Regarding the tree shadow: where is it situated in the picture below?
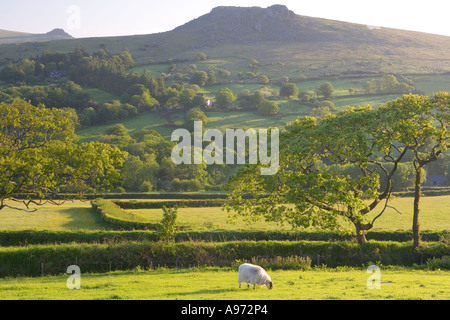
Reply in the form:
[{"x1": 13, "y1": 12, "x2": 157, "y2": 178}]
[{"x1": 60, "y1": 207, "x2": 111, "y2": 230}]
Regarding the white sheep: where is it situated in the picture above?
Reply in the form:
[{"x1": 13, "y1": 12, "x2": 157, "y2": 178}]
[{"x1": 238, "y1": 263, "x2": 273, "y2": 290}]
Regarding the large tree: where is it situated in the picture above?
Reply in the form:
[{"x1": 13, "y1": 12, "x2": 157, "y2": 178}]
[
  {"x1": 0, "y1": 99, "x2": 127, "y2": 211},
  {"x1": 225, "y1": 105, "x2": 408, "y2": 244},
  {"x1": 381, "y1": 93, "x2": 449, "y2": 248}
]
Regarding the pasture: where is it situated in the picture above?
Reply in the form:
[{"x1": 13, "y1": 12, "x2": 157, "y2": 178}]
[
  {"x1": 0, "y1": 267, "x2": 448, "y2": 300},
  {"x1": 0, "y1": 196, "x2": 448, "y2": 233},
  {"x1": 0, "y1": 194, "x2": 448, "y2": 301}
]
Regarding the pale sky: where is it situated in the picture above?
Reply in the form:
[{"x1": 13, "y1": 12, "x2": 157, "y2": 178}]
[{"x1": 1, "y1": 0, "x2": 449, "y2": 38}]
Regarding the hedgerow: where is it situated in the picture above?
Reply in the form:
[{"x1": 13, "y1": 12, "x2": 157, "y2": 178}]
[
  {"x1": 91, "y1": 198, "x2": 159, "y2": 230},
  {"x1": 0, "y1": 239, "x2": 447, "y2": 277}
]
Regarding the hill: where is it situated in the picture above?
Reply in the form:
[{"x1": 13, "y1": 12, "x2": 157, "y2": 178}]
[
  {"x1": 0, "y1": 28, "x2": 73, "y2": 45},
  {"x1": 0, "y1": 5, "x2": 449, "y2": 77}
]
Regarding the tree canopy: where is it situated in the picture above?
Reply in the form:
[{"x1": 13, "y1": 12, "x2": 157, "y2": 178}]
[
  {"x1": 0, "y1": 100, "x2": 127, "y2": 211},
  {"x1": 225, "y1": 104, "x2": 411, "y2": 243}
]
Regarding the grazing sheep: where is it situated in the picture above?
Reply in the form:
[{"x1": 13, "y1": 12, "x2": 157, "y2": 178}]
[{"x1": 238, "y1": 263, "x2": 273, "y2": 290}]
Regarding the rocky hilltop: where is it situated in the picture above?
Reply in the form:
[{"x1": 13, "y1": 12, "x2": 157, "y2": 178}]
[{"x1": 172, "y1": 5, "x2": 396, "y2": 46}]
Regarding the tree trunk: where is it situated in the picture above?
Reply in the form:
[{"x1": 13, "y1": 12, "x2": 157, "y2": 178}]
[
  {"x1": 413, "y1": 167, "x2": 422, "y2": 249},
  {"x1": 355, "y1": 222, "x2": 368, "y2": 244}
]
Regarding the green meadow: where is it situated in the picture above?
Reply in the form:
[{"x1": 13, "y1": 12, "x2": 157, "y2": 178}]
[
  {"x1": 0, "y1": 267, "x2": 448, "y2": 300},
  {"x1": 0, "y1": 196, "x2": 448, "y2": 233}
]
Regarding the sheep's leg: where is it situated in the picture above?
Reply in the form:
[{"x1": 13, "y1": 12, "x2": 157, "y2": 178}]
[
  {"x1": 253, "y1": 284, "x2": 255, "y2": 290},
  {"x1": 239, "y1": 283, "x2": 241, "y2": 288},
  {"x1": 247, "y1": 283, "x2": 250, "y2": 288}
]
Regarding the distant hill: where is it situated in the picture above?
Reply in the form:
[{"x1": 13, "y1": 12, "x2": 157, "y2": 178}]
[
  {"x1": 0, "y1": 28, "x2": 73, "y2": 45},
  {"x1": 0, "y1": 5, "x2": 449, "y2": 76}
]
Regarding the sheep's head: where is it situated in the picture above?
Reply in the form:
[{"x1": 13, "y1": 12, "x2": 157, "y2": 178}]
[{"x1": 266, "y1": 281, "x2": 273, "y2": 290}]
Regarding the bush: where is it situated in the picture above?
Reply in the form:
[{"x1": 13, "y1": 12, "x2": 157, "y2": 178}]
[
  {"x1": 426, "y1": 256, "x2": 450, "y2": 270},
  {"x1": 156, "y1": 206, "x2": 178, "y2": 242},
  {"x1": 279, "y1": 83, "x2": 298, "y2": 98}
]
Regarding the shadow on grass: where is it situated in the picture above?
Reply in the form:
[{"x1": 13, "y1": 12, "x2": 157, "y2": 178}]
[
  {"x1": 60, "y1": 207, "x2": 112, "y2": 230},
  {"x1": 166, "y1": 288, "x2": 237, "y2": 297}
]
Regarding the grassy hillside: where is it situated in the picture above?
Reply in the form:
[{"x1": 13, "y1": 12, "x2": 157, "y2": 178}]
[
  {"x1": 0, "y1": 29, "x2": 32, "y2": 38},
  {"x1": 0, "y1": 28, "x2": 73, "y2": 45},
  {"x1": 0, "y1": 5, "x2": 449, "y2": 77}
]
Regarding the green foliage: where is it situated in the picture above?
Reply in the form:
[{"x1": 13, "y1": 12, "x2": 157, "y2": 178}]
[
  {"x1": 279, "y1": 82, "x2": 298, "y2": 98},
  {"x1": 365, "y1": 75, "x2": 415, "y2": 94},
  {"x1": 316, "y1": 82, "x2": 334, "y2": 99},
  {"x1": 215, "y1": 87, "x2": 236, "y2": 108},
  {"x1": 0, "y1": 100, "x2": 127, "y2": 209},
  {"x1": 105, "y1": 123, "x2": 128, "y2": 136},
  {"x1": 0, "y1": 81, "x2": 92, "y2": 111},
  {"x1": 0, "y1": 239, "x2": 446, "y2": 277},
  {"x1": 257, "y1": 99, "x2": 279, "y2": 115},
  {"x1": 189, "y1": 70, "x2": 209, "y2": 87},
  {"x1": 156, "y1": 206, "x2": 178, "y2": 242},
  {"x1": 225, "y1": 105, "x2": 413, "y2": 243},
  {"x1": 195, "y1": 52, "x2": 207, "y2": 61},
  {"x1": 235, "y1": 91, "x2": 279, "y2": 115},
  {"x1": 184, "y1": 107, "x2": 208, "y2": 131},
  {"x1": 115, "y1": 199, "x2": 227, "y2": 209},
  {"x1": 121, "y1": 84, "x2": 159, "y2": 111},
  {"x1": 257, "y1": 74, "x2": 270, "y2": 84}
]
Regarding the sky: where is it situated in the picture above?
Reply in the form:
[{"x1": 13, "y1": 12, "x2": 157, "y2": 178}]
[{"x1": 1, "y1": 0, "x2": 449, "y2": 38}]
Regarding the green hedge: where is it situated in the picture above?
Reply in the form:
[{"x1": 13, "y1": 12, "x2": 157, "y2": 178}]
[
  {"x1": 91, "y1": 198, "x2": 159, "y2": 230},
  {"x1": 14, "y1": 192, "x2": 229, "y2": 201},
  {"x1": 0, "y1": 240, "x2": 448, "y2": 277},
  {"x1": 392, "y1": 186, "x2": 450, "y2": 197},
  {"x1": 114, "y1": 199, "x2": 227, "y2": 209},
  {"x1": 0, "y1": 229, "x2": 447, "y2": 247},
  {"x1": 0, "y1": 230, "x2": 154, "y2": 246}
]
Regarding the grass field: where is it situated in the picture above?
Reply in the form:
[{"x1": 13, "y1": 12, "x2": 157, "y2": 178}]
[
  {"x1": 128, "y1": 195, "x2": 450, "y2": 232},
  {"x1": 0, "y1": 267, "x2": 448, "y2": 300},
  {"x1": 0, "y1": 195, "x2": 448, "y2": 233}
]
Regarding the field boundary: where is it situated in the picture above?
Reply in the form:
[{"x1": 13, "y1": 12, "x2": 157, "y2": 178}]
[
  {"x1": 0, "y1": 229, "x2": 447, "y2": 247},
  {"x1": 91, "y1": 198, "x2": 159, "y2": 230},
  {"x1": 0, "y1": 239, "x2": 448, "y2": 277}
]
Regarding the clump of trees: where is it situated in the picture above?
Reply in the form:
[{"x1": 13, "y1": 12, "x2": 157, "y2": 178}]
[
  {"x1": 0, "y1": 48, "x2": 167, "y2": 126},
  {"x1": 365, "y1": 75, "x2": 415, "y2": 94},
  {"x1": 98, "y1": 121, "x2": 232, "y2": 192},
  {"x1": 234, "y1": 90, "x2": 279, "y2": 115}
]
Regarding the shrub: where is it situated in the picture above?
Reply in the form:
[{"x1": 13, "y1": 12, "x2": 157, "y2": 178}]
[
  {"x1": 426, "y1": 256, "x2": 450, "y2": 270},
  {"x1": 279, "y1": 83, "x2": 298, "y2": 98},
  {"x1": 156, "y1": 206, "x2": 178, "y2": 242}
]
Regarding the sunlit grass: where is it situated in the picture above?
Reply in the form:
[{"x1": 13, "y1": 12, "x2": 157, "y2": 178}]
[
  {"x1": 0, "y1": 196, "x2": 448, "y2": 232},
  {"x1": 0, "y1": 267, "x2": 447, "y2": 300}
]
